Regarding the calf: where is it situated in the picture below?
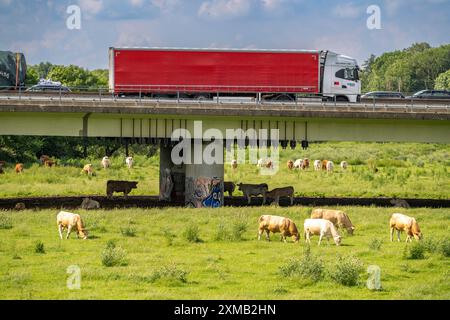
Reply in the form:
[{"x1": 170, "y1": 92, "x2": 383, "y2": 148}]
[
  {"x1": 304, "y1": 218, "x2": 341, "y2": 246},
  {"x1": 390, "y1": 213, "x2": 422, "y2": 242},
  {"x1": 266, "y1": 186, "x2": 294, "y2": 205},
  {"x1": 237, "y1": 183, "x2": 268, "y2": 205},
  {"x1": 313, "y1": 160, "x2": 321, "y2": 171},
  {"x1": 326, "y1": 161, "x2": 334, "y2": 172},
  {"x1": 293, "y1": 159, "x2": 303, "y2": 169},
  {"x1": 15, "y1": 163, "x2": 24, "y2": 173},
  {"x1": 340, "y1": 161, "x2": 348, "y2": 170},
  {"x1": 57, "y1": 211, "x2": 87, "y2": 240},
  {"x1": 258, "y1": 215, "x2": 299, "y2": 243},
  {"x1": 106, "y1": 180, "x2": 138, "y2": 199},
  {"x1": 231, "y1": 159, "x2": 238, "y2": 169},
  {"x1": 301, "y1": 158, "x2": 310, "y2": 170},
  {"x1": 322, "y1": 160, "x2": 329, "y2": 171},
  {"x1": 223, "y1": 181, "x2": 236, "y2": 196}
]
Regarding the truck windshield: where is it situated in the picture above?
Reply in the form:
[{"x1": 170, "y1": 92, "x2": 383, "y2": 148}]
[{"x1": 336, "y1": 68, "x2": 359, "y2": 81}]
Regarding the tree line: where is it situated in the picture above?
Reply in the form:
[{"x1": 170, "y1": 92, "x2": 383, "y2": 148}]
[{"x1": 360, "y1": 42, "x2": 450, "y2": 93}]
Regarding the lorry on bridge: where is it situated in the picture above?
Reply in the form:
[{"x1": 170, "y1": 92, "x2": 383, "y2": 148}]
[
  {"x1": 0, "y1": 51, "x2": 27, "y2": 90},
  {"x1": 109, "y1": 47, "x2": 361, "y2": 102}
]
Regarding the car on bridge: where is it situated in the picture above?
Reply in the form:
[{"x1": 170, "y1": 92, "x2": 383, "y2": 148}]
[
  {"x1": 26, "y1": 79, "x2": 71, "y2": 93},
  {"x1": 406, "y1": 90, "x2": 450, "y2": 99},
  {"x1": 361, "y1": 91, "x2": 405, "y2": 99}
]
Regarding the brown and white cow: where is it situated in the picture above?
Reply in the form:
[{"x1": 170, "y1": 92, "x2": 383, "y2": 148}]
[
  {"x1": 57, "y1": 211, "x2": 88, "y2": 240},
  {"x1": 389, "y1": 213, "x2": 422, "y2": 242},
  {"x1": 44, "y1": 160, "x2": 57, "y2": 167},
  {"x1": 311, "y1": 208, "x2": 355, "y2": 235},
  {"x1": 231, "y1": 159, "x2": 238, "y2": 169},
  {"x1": 39, "y1": 155, "x2": 50, "y2": 165},
  {"x1": 101, "y1": 156, "x2": 111, "y2": 169},
  {"x1": 15, "y1": 163, "x2": 24, "y2": 173},
  {"x1": 81, "y1": 164, "x2": 94, "y2": 176},
  {"x1": 313, "y1": 160, "x2": 322, "y2": 171},
  {"x1": 258, "y1": 215, "x2": 299, "y2": 243},
  {"x1": 340, "y1": 161, "x2": 348, "y2": 170},
  {"x1": 287, "y1": 160, "x2": 294, "y2": 170},
  {"x1": 301, "y1": 158, "x2": 310, "y2": 170},
  {"x1": 266, "y1": 186, "x2": 294, "y2": 205}
]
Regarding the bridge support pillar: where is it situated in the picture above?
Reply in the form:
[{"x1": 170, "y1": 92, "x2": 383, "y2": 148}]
[{"x1": 184, "y1": 140, "x2": 224, "y2": 208}]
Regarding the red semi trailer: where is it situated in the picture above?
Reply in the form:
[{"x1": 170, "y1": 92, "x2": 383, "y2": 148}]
[{"x1": 109, "y1": 47, "x2": 360, "y2": 102}]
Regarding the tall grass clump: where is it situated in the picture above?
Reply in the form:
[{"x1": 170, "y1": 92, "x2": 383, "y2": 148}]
[
  {"x1": 162, "y1": 229, "x2": 176, "y2": 246},
  {"x1": 279, "y1": 247, "x2": 324, "y2": 283},
  {"x1": 34, "y1": 241, "x2": 45, "y2": 254},
  {"x1": 231, "y1": 219, "x2": 248, "y2": 241},
  {"x1": 183, "y1": 223, "x2": 201, "y2": 243},
  {"x1": 214, "y1": 222, "x2": 231, "y2": 241},
  {"x1": 120, "y1": 225, "x2": 137, "y2": 237},
  {"x1": 440, "y1": 238, "x2": 450, "y2": 257},
  {"x1": 369, "y1": 238, "x2": 383, "y2": 251},
  {"x1": 0, "y1": 214, "x2": 13, "y2": 229},
  {"x1": 101, "y1": 241, "x2": 128, "y2": 267},
  {"x1": 149, "y1": 263, "x2": 189, "y2": 285},
  {"x1": 329, "y1": 255, "x2": 364, "y2": 286},
  {"x1": 403, "y1": 242, "x2": 426, "y2": 260}
]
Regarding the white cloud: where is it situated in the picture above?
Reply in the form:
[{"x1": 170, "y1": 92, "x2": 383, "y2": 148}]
[
  {"x1": 198, "y1": 0, "x2": 252, "y2": 19},
  {"x1": 129, "y1": 0, "x2": 144, "y2": 7},
  {"x1": 261, "y1": 0, "x2": 283, "y2": 10},
  {"x1": 115, "y1": 21, "x2": 162, "y2": 47},
  {"x1": 332, "y1": 3, "x2": 361, "y2": 19},
  {"x1": 78, "y1": 0, "x2": 103, "y2": 15}
]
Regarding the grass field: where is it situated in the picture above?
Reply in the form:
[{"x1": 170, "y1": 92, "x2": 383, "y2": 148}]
[
  {"x1": 0, "y1": 206, "x2": 449, "y2": 299},
  {"x1": 0, "y1": 142, "x2": 449, "y2": 199}
]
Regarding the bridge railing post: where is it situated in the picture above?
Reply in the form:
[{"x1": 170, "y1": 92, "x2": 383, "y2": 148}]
[{"x1": 59, "y1": 87, "x2": 62, "y2": 102}]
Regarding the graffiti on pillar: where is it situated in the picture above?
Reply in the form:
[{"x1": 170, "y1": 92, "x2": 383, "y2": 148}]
[
  {"x1": 159, "y1": 168, "x2": 174, "y2": 201},
  {"x1": 186, "y1": 176, "x2": 222, "y2": 208}
]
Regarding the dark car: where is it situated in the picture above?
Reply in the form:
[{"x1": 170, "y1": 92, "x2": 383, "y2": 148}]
[
  {"x1": 406, "y1": 90, "x2": 450, "y2": 99},
  {"x1": 26, "y1": 79, "x2": 71, "y2": 93},
  {"x1": 361, "y1": 91, "x2": 405, "y2": 99}
]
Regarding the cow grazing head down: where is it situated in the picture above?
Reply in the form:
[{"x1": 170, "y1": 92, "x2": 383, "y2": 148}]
[{"x1": 411, "y1": 219, "x2": 422, "y2": 240}]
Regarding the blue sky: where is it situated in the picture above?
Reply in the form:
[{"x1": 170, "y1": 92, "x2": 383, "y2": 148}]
[{"x1": 1, "y1": 0, "x2": 449, "y2": 69}]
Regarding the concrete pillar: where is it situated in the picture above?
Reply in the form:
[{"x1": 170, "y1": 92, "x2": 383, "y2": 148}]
[{"x1": 185, "y1": 140, "x2": 224, "y2": 208}]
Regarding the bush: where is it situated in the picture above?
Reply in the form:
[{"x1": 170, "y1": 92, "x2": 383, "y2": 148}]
[
  {"x1": 101, "y1": 242, "x2": 127, "y2": 267},
  {"x1": 422, "y1": 237, "x2": 440, "y2": 253},
  {"x1": 440, "y1": 238, "x2": 450, "y2": 257},
  {"x1": 0, "y1": 214, "x2": 13, "y2": 229},
  {"x1": 149, "y1": 263, "x2": 188, "y2": 284},
  {"x1": 120, "y1": 225, "x2": 136, "y2": 237},
  {"x1": 369, "y1": 238, "x2": 383, "y2": 251},
  {"x1": 329, "y1": 255, "x2": 363, "y2": 286},
  {"x1": 231, "y1": 220, "x2": 247, "y2": 241},
  {"x1": 403, "y1": 242, "x2": 426, "y2": 260},
  {"x1": 183, "y1": 223, "x2": 201, "y2": 243},
  {"x1": 279, "y1": 247, "x2": 324, "y2": 283},
  {"x1": 214, "y1": 222, "x2": 231, "y2": 241},
  {"x1": 34, "y1": 241, "x2": 45, "y2": 254}
]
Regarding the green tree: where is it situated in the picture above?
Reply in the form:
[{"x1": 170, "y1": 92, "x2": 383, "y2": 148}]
[
  {"x1": 91, "y1": 69, "x2": 109, "y2": 87},
  {"x1": 435, "y1": 70, "x2": 450, "y2": 90},
  {"x1": 47, "y1": 65, "x2": 99, "y2": 89},
  {"x1": 25, "y1": 66, "x2": 39, "y2": 85}
]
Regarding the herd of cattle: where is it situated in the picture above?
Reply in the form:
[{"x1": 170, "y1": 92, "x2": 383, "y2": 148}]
[
  {"x1": 229, "y1": 158, "x2": 348, "y2": 172},
  {"x1": 56, "y1": 209, "x2": 422, "y2": 247}
]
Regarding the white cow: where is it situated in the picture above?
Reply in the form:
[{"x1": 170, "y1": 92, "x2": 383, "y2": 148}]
[
  {"x1": 326, "y1": 161, "x2": 334, "y2": 172},
  {"x1": 126, "y1": 156, "x2": 134, "y2": 169},
  {"x1": 101, "y1": 156, "x2": 111, "y2": 169},
  {"x1": 340, "y1": 161, "x2": 348, "y2": 170},
  {"x1": 57, "y1": 211, "x2": 87, "y2": 240},
  {"x1": 231, "y1": 159, "x2": 238, "y2": 169},
  {"x1": 313, "y1": 160, "x2": 322, "y2": 171},
  {"x1": 293, "y1": 159, "x2": 303, "y2": 169},
  {"x1": 304, "y1": 218, "x2": 341, "y2": 246}
]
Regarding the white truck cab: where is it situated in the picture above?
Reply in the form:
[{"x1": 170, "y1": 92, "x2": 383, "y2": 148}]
[{"x1": 321, "y1": 51, "x2": 361, "y2": 103}]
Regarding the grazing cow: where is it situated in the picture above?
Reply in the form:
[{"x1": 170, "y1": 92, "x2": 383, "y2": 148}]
[
  {"x1": 293, "y1": 159, "x2": 303, "y2": 169},
  {"x1": 237, "y1": 183, "x2": 268, "y2": 205},
  {"x1": 322, "y1": 160, "x2": 329, "y2": 170},
  {"x1": 80, "y1": 198, "x2": 100, "y2": 210},
  {"x1": 39, "y1": 155, "x2": 50, "y2": 165},
  {"x1": 304, "y1": 218, "x2": 341, "y2": 246},
  {"x1": 257, "y1": 158, "x2": 273, "y2": 169},
  {"x1": 81, "y1": 164, "x2": 94, "y2": 176},
  {"x1": 231, "y1": 159, "x2": 238, "y2": 169},
  {"x1": 313, "y1": 160, "x2": 322, "y2": 171},
  {"x1": 266, "y1": 186, "x2": 294, "y2": 205},
  {"x1": 15, "y1": 163, "x2": 24, "y2": 173},
  {"x1": 390, "y1": 198, "x2": 410, "y2": 209},
  {"x1": 326, "y1": 161, "x2": 334, "y2": 172},
  {"x1": 311, "y1": 208, "x2": 355, "y2": 235},
  {"x1": 258, "y1": 215, "x2": 299, "y2": 243},
  {"x1": 57, "y1": 211, "x2": 87, "y2": 240},
  {"x1": 390, "y1": 213, "x2": 422, "y2": 242},
  {"x1": 125, "y1": 156, "x2": 134, "y2": 169},
  {"x1": 106, "y1": 180, "x2": 138, "y2": 199},
  {"x1": 14, "y1": 202, "x2": 26, "y2": 211},
  {"x1": 101, "y1": 156, "x2": 111, "y2": 169},
  {"x1": 223, "y1": 181, "x2": 236, "y2": 196},
  {"x1": 340, "y1": 161, "x2": 348, "y2": 170},
  {"x1": 301, "y1": 158, "x2": 310, "y2": 170},
  {"x1": 287, "y1": 160, "x2": 294, "y2": 170},
  {"x1": 44, "y1": 160, "x2": 56, "y2": 167}
]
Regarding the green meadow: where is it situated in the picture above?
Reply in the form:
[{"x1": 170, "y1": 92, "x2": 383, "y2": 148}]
[{"x1": 0, "y1": 206, "x2": 449, "y2": 299}]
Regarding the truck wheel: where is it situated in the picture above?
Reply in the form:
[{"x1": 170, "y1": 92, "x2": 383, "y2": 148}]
[{"x1": 336, "y1": 96, "x2": 348, "y2": 102}]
